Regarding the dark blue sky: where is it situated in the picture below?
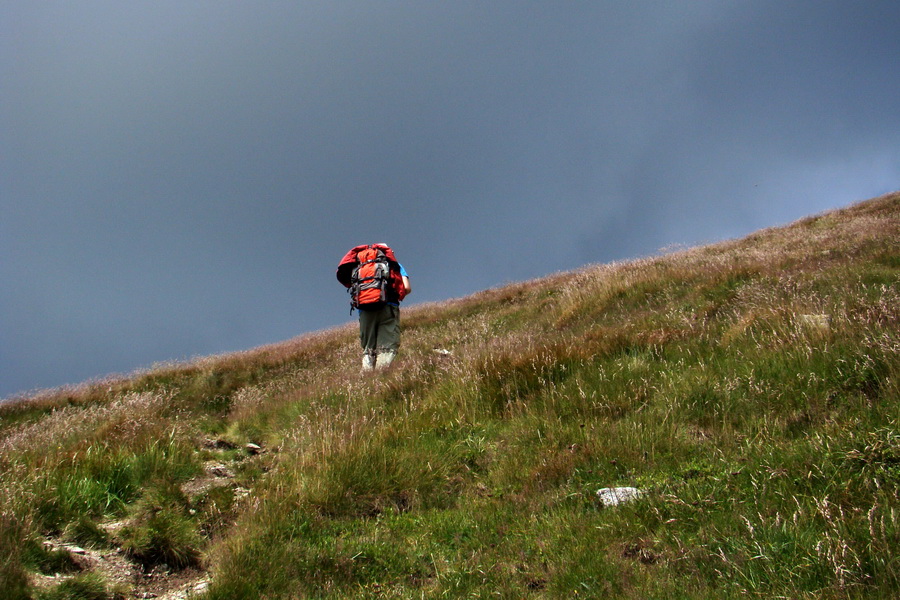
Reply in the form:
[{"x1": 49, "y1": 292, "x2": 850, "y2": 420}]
[{"x1": 2, "y1": 1, "x2": 898, "y2": 398}]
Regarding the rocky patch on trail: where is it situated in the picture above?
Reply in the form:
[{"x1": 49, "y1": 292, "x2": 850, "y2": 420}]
[
  {"x1": 136, "y1": 568, "x2": 209, "y2": 600},
  {"x1": 179, "y1": 461, "x2": 235, "y2": 497},
  {"x1": 36, "y1": 530, "x2": 210, "y2": 600},
  {"x1": 34, "y1": 439, "x2": 265, "y2": 599}
]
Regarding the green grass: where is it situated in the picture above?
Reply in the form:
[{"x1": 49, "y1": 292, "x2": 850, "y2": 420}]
[
  {"x1": 36, "y1": 573, "x2": 114, "y2": 600},
  {"x1": 2, "y1": 191, "x2": 899, "y2": 599},
  {"x1": 119, "y1": 480, "x2": 203, "y2": 569}
]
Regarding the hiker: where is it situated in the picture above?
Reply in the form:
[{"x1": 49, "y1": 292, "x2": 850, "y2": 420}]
[{"x1": 336, "y1": 243, "x2": 411, "y2": 370}]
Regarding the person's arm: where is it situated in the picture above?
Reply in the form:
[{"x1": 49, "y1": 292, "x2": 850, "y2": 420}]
[{"x1": 402, "y1": 276, "x2": 411, "y2": 295}]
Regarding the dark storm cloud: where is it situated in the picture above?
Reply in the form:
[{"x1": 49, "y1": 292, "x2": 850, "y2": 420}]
[
  {"x1": 2, "y1": 1, "x2": 898, "y2": 397},
  {"x1": 580, "y1": 0, "x2": 900, "y2": 260}
]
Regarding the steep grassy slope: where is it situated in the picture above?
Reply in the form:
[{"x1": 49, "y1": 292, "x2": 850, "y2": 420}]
[{"x1": 2, "y1": 192, "x2": 898, "y2": 599}]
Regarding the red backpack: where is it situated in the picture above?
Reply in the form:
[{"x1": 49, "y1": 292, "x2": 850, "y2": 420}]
[
  {"x1": 350, "y1": 245, "x2": 391, "y2": 309},
  {"x1": 337, "y1": 243, "x2": 406, "y2": 311}
]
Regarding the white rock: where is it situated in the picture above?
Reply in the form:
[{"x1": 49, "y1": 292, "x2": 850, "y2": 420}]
[{"x1": 596, "y1": 487, "x2": 644, "y2": 506}]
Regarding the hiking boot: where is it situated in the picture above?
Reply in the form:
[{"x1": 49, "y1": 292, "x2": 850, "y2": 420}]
[
  {"x1": 362, "y1": 353, "x2": 376, "y2": 371},
  {"x1": 376, "y1": 350, "x2": 396, "y2": 369}
]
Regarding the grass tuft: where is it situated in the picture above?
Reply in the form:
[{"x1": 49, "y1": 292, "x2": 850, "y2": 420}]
[
  {"x1": 120, "y1": 481, "x2": 202, "y2": 569},
  {"x1": 36, "y1": 572, "x2": 113, "y2": 600}
]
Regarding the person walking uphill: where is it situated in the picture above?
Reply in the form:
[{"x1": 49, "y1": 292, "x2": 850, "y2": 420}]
[{"x1": 336, "y1": 243, "x2": 411, "y2": 370}]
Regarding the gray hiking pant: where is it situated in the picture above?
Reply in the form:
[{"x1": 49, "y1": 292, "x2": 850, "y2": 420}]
[{"x1": 358, "y1": 304, "x2": 401, "y2": 354}]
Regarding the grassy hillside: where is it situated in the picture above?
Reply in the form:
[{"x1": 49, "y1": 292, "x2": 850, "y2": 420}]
[{"x1": 2, "y1": 192, "x2": 898, "y2": 599}]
